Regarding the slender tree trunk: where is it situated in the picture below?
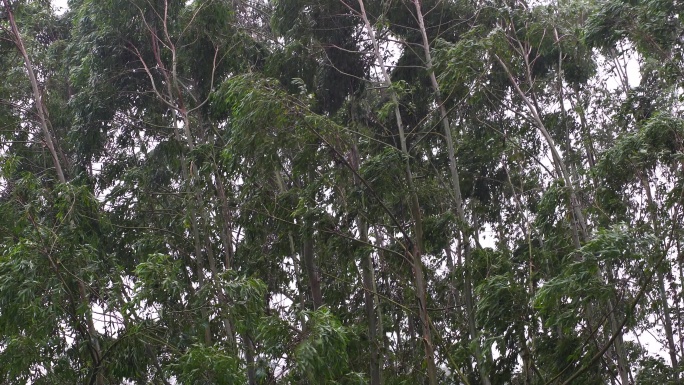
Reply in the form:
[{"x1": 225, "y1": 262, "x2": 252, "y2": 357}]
[
  {"x1": 204, "y1": 230, "x2": 236, "y2": 346},
  {"x1": 4, "y1": 3, "x2": 103, "y2": 383},
  {"x1": 444, "y1": 247, "x2": 459, "y2": 313},
  {"x1": 604, "y1": 268, "x2": 630, "y2": 385},
  {"x1": 166, "y1": 91, "x2": 212, "y2": 344},
  {"x1": 394, "y1": 307, "x2": 403, "y2": 374},
  {"x1": 351, "y1": 142, "x2": 382, "y2": 385},
  {"x1": 300, "y1": 169, "x2": 323, "y2": 311},
  {"x1": 677, "y1": 232, "x2": 684, "y2": 362},
  {"x1": 214, "y1": 171, "x2": 235, "y2": 269},
  {"x1": 464, "y1": 242, "x2": 489, "y2": 383},
  {"x1": 658, "y1": 276, "x2": 678, "y2": 370},
  {"x1": 556, "y1": 48, "x2": 585, "y2": 249},
  {"x1": 555, "y1": 48, "x2": 631, "y2": 383},
  {"x1": 275, "y1": 171, "x2": 308, "y2": 326},
  {"x1": 244, "y1": 334, "x2": 257, "y2": 385},
  {"x1": 374, "y1": 230, "x2": 385, "y2": 367},
  {"x1": 641, "y1": 174, "x2": 679, "y2": 372},
  {"x1": 354, "y1": 1, "x2": 437, "y2": 383},
  {"x1": 142, "y1": 6, "x2": 252, "y2": 347},
  {"x1": 4, "y1": 0, "x2": 66, "y2": 184},
  {"x1": 558, "y1": 41, "x2": 635, "y2": 383},
  {"x1": 411, "y1": 2, "x2": 490, "y2": 383},
  {"x1": 359, "y1": 217, "x2": 382, "y2": 385},
  {"x1": 302, "y1": 232, "x2": 323, "y2": 310},
  {"x1": 495, "y1": 55, "x2": 588, "y2": 241}
]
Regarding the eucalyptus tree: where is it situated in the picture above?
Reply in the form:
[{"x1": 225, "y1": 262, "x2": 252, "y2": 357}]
[
  {"x1": 487, "y1": 5, "x2": 633, "y2": 383},
  {"x1": 3, "y1": 0, "x2": 684, "y2": 383},
  {"x1": 65, "y1": 0, "x2": 273, "y2": 381},
  {"x1": 585, "y1": 0, "x2": 684, "y2": 380},
  {"x1": 429, "y1": 0, "x2": 682, "y2": 383},
  {"x1": 0, "y1": 1, "x2": 108, "y2": 383}
]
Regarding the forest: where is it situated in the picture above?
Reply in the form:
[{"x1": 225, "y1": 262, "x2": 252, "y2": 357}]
[{"x1": 0, "y1": 0, "x2": 683, "y2": 383}]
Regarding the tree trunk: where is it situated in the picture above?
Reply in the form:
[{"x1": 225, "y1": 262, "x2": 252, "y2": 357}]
[
  {"x1": 302, "y1": 233, "x2": 323, "y2": 310},
  {"x1": 495, "y1": 54, "x2": 588, "y2": 241},
  {"x1": 354, "y1": 1, "x2": 438, "y2": 383},
  {"x1": 275, "y1": 171, "x2": 308, "y2": 328},
  {"x1": 4, "y1": 0, "x2": 66, "y2": 184},
  {"x1": 641, "y1": 174, "x2": 679, "y2": 372},
  {"x1": 351, "y1": 142, "x2": 382, "y2": 385},
  {"x1": 411, "y1": 1, "x2": 490, "y2": 383},
  {"x1": 244, "y1": 334, "x2": 257, "y2": 385},
  {"x1": 4, "y1": 3, "x2": 103, "y2": 383}
]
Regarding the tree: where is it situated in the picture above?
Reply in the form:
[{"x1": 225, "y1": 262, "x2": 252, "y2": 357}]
[{"x1": 2, "y1": 0, "x2": 684, "y2": 383}]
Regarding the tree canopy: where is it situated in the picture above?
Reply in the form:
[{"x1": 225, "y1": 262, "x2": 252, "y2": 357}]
[{"x1": 1, "y1": 0, "x2": 683, "y2": 383}]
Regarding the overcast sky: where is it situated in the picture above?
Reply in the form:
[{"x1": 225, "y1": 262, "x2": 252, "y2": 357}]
[{"x1": 52, "y1": 0, "x2": 68, "y2": 14}]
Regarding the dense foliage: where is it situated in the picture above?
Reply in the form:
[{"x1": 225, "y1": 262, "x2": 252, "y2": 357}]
[{"x1": 1, "y1": 0, "x2": 683, "y2": 383}]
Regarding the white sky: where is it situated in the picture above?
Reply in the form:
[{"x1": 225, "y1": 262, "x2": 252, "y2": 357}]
[{"x1": 52, "y1": 0, "x2": 68, "y2": 14}]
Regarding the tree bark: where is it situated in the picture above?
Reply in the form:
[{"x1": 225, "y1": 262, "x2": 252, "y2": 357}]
[{"x1": 302, "y1": 232, "x2": 323, "y2": 310}]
